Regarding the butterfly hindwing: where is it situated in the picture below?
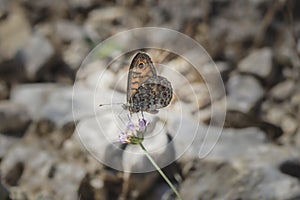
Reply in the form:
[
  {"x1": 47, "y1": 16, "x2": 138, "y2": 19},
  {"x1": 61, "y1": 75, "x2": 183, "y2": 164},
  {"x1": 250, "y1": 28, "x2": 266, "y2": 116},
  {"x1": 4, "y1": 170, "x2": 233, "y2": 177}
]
[{"x1": 130, "y1": 76, "x2": 172, "y2": 113}]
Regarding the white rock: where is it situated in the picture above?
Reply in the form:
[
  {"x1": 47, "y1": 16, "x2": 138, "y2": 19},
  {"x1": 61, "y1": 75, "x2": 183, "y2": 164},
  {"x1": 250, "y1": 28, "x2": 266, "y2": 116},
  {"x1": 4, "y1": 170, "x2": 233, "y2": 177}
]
[
  {"x1": 16, "y1": 34, "x2": 55, "y2": 80},
  {"x1": 52, "y1": 163, "x2": 86, "y2": 200},
  {"x1": 75, "y1": 113, "x2": 124, "y2": 171},
  {"x1": 270, "y1": 80, "x2": 295, "y2": 101},
  {"x1": 0, "y1": 3, "x2": 31, "y2": 59},
  {"x1": 227, "y1": 75, "x2": 264, "y2": 113},
  {"x1": 238, "y1": 47, "x2": 273, "y2": 79}
]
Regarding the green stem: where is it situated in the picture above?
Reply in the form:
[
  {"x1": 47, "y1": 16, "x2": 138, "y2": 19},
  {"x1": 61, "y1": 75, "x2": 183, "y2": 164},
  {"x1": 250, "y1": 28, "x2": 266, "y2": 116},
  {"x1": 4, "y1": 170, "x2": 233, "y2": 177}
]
[{"x1": 139, "y1": 143, "x2": 183, "y2": 200}]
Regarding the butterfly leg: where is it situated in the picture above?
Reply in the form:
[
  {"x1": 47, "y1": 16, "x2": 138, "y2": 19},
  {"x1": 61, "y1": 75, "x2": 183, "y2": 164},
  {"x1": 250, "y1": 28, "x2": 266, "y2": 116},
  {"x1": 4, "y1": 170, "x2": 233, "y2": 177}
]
[{"x1": 141, "y1": 111, "x2": 145, "y2": 120}]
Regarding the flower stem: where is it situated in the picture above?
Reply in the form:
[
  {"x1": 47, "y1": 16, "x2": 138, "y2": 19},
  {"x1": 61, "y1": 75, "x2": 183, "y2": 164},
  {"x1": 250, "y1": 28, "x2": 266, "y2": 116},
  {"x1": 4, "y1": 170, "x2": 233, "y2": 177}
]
[{"x1": 139, "y1": 143, "x2": 183, "y2": 200}]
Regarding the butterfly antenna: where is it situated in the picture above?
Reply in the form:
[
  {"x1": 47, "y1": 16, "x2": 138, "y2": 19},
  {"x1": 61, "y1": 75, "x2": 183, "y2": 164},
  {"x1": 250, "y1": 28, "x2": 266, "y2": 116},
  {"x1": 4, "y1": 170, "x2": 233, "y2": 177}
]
[{"x1": 99, "y1": 103, "x2": 124, "y2": 107}]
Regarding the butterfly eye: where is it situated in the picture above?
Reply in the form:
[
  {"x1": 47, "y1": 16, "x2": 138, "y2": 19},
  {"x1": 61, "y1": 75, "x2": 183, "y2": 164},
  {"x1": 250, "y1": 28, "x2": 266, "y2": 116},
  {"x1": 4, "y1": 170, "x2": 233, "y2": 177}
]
[{"x1": 138, "y1": 63, "x2": 144, "y2": 69}]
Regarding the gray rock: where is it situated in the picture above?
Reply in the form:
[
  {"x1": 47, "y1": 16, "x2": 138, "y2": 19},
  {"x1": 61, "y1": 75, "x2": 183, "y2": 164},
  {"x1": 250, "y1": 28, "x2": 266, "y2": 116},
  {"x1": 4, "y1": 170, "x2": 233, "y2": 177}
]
[
  {"x1": 0, "y1": 0, "x2": 9, "y2": 19},
  {"x1": 11, "y1": 84, "x2": 68, "y2": 125},
  {"x1": 11, "y1": 84, "x2": 57, "y2": 118},
  {"x1": 227, "y1": 75, "x2": 264, "y2": 113},
  {"x1": 66, "y1": 0, "x2": 96, "y2": 9},
  {"x1": 84, "y1": 7, "x2": 127, "y2": 41},
  {"x1": 270, "y1": 80, "x2": 295, "y2": 101},
  {"x1": 291, "y1": 91, "x2": 300, "y2": 107},
  {"x1": 167, "y1": 112, "x2": 207, "y2": 161},
  {"x1": 62, "y1": 40, "x2": 90, "y2": 70},
  {"x1": 262, "y1": 101, "x2": 297, "y2": 138},
  {"x1": 0, "y1": 3, "x2": 31, "y2": 59},
  {"x1": 0, "y1": 181, "x2": 9, "y2": 200},
  {"x1": 238, "y1": 48, "x2": 273, "y2": 79},
  {"x1": 11, "y1": 83, "x2": 106, "y2": 127},
  {"x1": 180, "y1": 159, "x2": 300, "y2": 200},
  {"x1": 55, "y1": 20, "x2": 85, "y2": 43},
  {"x1": 0, "y1": 101, "x2": 31, "y2": 136},
  {"x1": 15, "y1": 34, "x2": 55, "y2": 80},
  {"x1": 1, "y1": 143, "x2": 56, "y2": 189},
  {"x1": 75, "y1": 114, "x2": 124, "y2": 171},
  {"x1": 20, "y1": 0, "x2": 68, "y2": 23},
  {"x1": 176, "y1": 83, "x2": 210, "y2": 108},
  {"x1": 177, "y1": 124, "x2": 300, "y2": 200},
  {"x1": 0, "y1": 134, "x2": 20, "y2": 159},
  {"x1": 52, "y1": 162, "x2": 86, "y2": 200},
  {"x1": 0, "y1": 81, "x2": 9, "y2": 100}
]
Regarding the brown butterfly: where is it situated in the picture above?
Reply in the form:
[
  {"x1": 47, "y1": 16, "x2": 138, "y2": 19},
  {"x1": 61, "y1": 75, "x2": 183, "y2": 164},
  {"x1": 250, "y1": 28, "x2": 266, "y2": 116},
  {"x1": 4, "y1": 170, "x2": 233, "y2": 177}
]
[{"x1": 124, "y1": 52, "x2": 173, "y2": 114}]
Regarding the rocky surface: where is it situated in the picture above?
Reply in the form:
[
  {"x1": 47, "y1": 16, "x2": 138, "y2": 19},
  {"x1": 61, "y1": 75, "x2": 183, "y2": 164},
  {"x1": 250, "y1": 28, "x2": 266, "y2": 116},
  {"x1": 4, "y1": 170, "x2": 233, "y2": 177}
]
[{"x1": 1, "y1": 0, "x2": 300, "y2": 200}]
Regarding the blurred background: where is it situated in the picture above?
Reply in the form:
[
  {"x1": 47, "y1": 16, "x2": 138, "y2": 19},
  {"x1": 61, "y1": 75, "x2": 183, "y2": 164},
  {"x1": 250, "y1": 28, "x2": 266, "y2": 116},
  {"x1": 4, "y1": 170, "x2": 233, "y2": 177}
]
[{"x1": 1, "y1": 0, "x2": 300, "y2": 199}]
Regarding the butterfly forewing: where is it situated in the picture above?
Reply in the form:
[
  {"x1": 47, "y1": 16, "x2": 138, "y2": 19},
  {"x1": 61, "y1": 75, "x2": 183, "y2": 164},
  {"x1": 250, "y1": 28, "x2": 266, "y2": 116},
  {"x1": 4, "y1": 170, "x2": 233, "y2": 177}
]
[{"x1": 127, "y1": 52, "x2": 157, "y2": 103}]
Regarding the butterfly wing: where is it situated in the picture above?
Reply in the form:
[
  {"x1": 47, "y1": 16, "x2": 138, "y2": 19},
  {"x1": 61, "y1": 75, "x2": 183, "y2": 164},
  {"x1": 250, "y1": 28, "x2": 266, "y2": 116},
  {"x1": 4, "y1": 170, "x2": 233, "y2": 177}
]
[
  {"x1": 130, "y1": 76, "x2": 173, "y2": 113},
  {"x1": 127, "y1": 52, "x2": 157, "y2": 111}
]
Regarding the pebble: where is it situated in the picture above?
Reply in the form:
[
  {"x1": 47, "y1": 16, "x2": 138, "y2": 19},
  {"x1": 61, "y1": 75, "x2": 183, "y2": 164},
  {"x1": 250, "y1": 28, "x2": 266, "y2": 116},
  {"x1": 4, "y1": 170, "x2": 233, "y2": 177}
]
[
  {"x1": 238, "y1": 48, "x2": 273, "y2": 79},
  {"x1": 227, "y1": 75, "x2": 264, "y2": 113},
  {"x1": 54, "y1": 20, "x2": 85, "y2": 43},
  {"x1": 270, "y1": 80, "x2": 295, "y2": 101},
  {"x1": 0, "y1": 2, "x2": 30, "y2": 59},
  {"x1": 15, "y1": 34, "x2": 55, "y2": 80},
  {"x1": 0, "y1": 101, "x2": 31, "y2": 136}
]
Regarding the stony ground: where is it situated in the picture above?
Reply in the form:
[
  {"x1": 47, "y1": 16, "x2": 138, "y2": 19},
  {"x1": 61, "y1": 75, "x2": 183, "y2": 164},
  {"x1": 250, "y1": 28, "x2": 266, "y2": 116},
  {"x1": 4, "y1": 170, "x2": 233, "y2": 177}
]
[{"x1": 1, "y1": 0, "x2": 300, "y2": 200}]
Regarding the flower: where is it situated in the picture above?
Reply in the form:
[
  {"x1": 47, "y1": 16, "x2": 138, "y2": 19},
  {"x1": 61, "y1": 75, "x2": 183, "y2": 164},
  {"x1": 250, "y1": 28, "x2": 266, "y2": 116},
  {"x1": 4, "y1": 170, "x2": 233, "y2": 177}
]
[
  {"x1": 118, "y1": 119, "x2": 150, "y2": 144},
  {"x1": 138, "y1": 118, "x2": 149, "y2": 132}
]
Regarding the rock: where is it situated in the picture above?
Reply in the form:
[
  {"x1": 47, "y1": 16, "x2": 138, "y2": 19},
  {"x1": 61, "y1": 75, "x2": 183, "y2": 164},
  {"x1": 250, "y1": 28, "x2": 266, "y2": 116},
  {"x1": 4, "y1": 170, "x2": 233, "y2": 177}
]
[
  {"x1": 167, "y1": 111, "x2": 219, "y2": 161},
  {"x1": 55, "y1": 20, "x2": 85, "y2": 43},
  {"x1": 0, "y1": 0, "x2": 9, "y2": 19},
  {"x1": 75, "y1": 114, "x2": 124, "y2": 171},
  {"x1": 0, "y1": 134, "x2": 20, "y2": 159},
  {"x1": 281, "y1": 115, "x2": 298, "y2": 137},
  {"x1": 227, "y1": 75, "x2": 264, "y2": 113},
  {"x1": 176, "y1": 82, "x2": 210, "y2": 108},
  {"x1": 19, "y1": 0, "x2": 68, "y2": 24},
  {"x1": 263, "y1": 102, "x2": 287, "y2": 125},
  {"x1": 0, "y1": 81, "x2": 9, "y2": 99},
  {"x1": 0, "y1": 101, "x2": 31, "y2": 136},
  {"x1": 279, "y1": 159, "x2": 300, "y2": 180},
  {"x1": 15, "y1": 33, "x2": 56, "y2": 80},
  {"x1": 85, "y1": 7, "x2": 127, "y2": 41},
  {"x1": 238, "y1": 48, "x2": 274, "y2": 80},
  {"x1": 0, "y1": 180, "x2": 9, "y2": 200},
  {"x1": 291, "y1": 91, "x2": 300, "y2": 108},
  {"x1": 177, "y1": 122, "x2": 299, "y2": 199},
  {"x1": 11, "y1": 84, "x2": 57, "y2": 118},
  {"x1": 180, "y1": 159, "x2": 300, "y2": 200},
  {"x1": 52, "y1": 162, "x2": 86, "y2": 200},
  {"x1": 250, "y1": 167, "x2": 300, "y2": 200},
  {"x1": 62, "y1": 39, "x2": 90, "y2": 70},
  {"x1": 262, "y1": 101, "x2": 297, "y2": 139},
  {"x1": 11, "y1": 84, "x2": 101, "y2": 127},
  {"x1": 10, "y1": 84, "x2": 67, "y2": 125},
  {"x1": 269, "y1": 80, "x2": 295, "y2": 101},
  {"x1": 1, "y1": 143, "x2": 56, "y2": 189},
  {"x1": 66, "y1": 0, "x2": 96, "y2": 9},
  {"x1": 0, "y1": 2, "x2": 31, "y2": 59}
]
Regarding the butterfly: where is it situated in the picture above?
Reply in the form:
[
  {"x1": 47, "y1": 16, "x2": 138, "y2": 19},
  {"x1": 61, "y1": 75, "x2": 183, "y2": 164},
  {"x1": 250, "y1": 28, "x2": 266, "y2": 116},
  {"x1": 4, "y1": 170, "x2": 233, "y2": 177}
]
[{"x1": 123, "y1": 52, "x2": 173, "y2": 114}]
